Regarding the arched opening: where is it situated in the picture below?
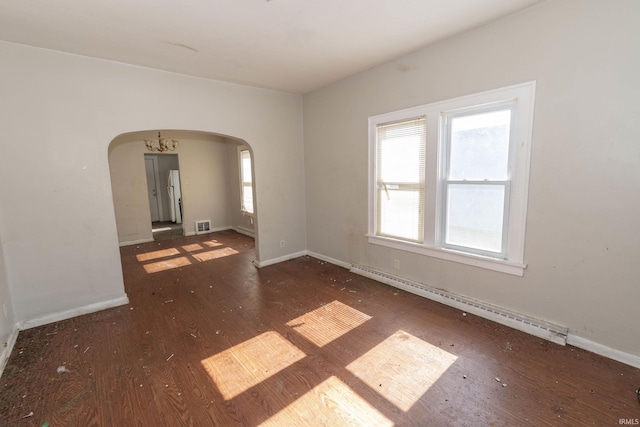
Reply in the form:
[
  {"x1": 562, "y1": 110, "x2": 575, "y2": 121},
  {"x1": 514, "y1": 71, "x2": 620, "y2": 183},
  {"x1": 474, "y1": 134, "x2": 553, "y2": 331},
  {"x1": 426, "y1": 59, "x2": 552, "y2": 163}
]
[{"x1": 107, "y1": 129, "x2": 258, "y2": 258}]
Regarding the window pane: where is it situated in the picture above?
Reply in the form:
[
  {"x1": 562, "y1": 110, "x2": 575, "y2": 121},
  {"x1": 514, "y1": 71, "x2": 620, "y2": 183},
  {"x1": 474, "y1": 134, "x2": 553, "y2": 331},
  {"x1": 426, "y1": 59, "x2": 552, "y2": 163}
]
[
  {"x1": 241, "y1": 152, "x2": 252, "y2": 183},
  {"x1": 240, "y1": 150, "x2": 254, "y2": 213},
  {"x1": 449, "y1": 110, "x2": 511, "y2": 180},
  {"x1": 243, "y1": 184, "x2": 253, "y2": 213},
  {"x1": 379, "y1": 136, "x2": 421, "y2": 183},
  {"x1": 378, "y1": 118, "x2": 425, "y2": 183},
  {"x1": 379, "y1": 189, "x2": 422, "y2": 241},
  {"x1": 445, "y1": 184, "x2": 505, "y2": 253}
]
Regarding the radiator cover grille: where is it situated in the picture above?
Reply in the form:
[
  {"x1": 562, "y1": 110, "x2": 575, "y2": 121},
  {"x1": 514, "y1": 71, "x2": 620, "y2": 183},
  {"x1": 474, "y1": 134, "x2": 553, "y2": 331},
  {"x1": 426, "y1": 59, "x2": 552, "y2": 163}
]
[{"x1": 350, "y1": 264, "x2": 568, "y2": 345}]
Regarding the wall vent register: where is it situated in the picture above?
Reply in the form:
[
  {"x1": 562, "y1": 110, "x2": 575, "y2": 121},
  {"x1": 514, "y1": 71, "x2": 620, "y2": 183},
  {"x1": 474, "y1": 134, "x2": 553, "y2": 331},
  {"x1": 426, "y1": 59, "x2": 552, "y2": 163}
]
[{"x1": 195, "y1": 220, "x2": 212, "y2": 235}]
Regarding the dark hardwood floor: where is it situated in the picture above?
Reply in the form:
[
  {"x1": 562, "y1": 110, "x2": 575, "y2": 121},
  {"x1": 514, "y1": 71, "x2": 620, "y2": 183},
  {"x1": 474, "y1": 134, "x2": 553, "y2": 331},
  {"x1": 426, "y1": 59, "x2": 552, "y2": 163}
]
[{"x1": 1, "y1": 230, "x2": 639, "y2": 426}]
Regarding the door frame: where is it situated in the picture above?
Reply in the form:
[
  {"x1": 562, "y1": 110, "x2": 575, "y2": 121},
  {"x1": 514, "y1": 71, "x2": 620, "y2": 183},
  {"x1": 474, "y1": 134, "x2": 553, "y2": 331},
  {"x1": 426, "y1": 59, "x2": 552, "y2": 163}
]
[{"x1": 144, "y1": 155, "x2": 165, "y2": 222}]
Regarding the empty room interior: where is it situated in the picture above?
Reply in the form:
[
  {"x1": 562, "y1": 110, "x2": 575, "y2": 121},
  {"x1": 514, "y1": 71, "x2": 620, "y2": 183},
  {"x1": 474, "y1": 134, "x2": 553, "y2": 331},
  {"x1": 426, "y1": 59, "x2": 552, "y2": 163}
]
[{"x1": 0, "y1": 0, "x2": 639, "y2": 425}]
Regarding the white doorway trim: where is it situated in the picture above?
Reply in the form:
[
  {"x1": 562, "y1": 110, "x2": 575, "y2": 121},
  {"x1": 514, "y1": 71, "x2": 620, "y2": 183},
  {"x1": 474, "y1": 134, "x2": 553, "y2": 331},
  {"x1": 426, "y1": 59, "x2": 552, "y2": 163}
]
[{"x1": 144, "y1": 155, "x2": 165, "y2": 222}]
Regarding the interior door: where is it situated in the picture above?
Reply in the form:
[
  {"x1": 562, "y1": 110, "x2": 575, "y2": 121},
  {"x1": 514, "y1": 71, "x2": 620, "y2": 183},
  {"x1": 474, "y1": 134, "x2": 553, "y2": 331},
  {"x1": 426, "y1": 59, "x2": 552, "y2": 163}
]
[{"x1": 145, "y1": 157, "x2": 161, "y2": 222}]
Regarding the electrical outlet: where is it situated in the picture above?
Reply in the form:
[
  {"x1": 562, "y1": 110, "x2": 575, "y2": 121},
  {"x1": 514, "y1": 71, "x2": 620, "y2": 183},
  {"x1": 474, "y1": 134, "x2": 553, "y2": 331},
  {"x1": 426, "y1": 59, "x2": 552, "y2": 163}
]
[
  {"x1": 279, "y1": 240, "x2": 285, "y2": 248},
  {"x1": 2, "y1": 303, "x2": 7, "y2": 318},
  {"x1": 393, "y1": 259, "x2": 400, "y2": 270}
]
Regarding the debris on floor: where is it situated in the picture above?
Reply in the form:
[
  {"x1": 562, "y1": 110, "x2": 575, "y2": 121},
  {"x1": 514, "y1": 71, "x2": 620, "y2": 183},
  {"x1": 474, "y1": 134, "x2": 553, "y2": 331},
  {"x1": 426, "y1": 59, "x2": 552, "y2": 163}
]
[{"x1": 56, "y1": 366, "x2": 70, "y2": 374}]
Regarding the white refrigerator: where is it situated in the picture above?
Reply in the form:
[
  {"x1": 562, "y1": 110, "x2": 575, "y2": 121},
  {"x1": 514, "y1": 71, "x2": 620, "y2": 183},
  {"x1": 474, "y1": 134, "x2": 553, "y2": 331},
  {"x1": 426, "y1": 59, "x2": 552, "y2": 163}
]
[{"x1": 167, "y1": 170, "x2": 182, "y2": 224}]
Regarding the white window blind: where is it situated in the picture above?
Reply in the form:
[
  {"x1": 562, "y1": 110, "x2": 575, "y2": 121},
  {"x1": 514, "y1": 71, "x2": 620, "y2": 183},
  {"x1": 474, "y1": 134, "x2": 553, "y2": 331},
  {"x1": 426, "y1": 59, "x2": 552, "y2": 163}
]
[
  {"x1": 375, "y1": 117, "x2": 426, "y2": 242},
  {"x1": 240, "y1": 149, "x2": 254, "y2": 214}
]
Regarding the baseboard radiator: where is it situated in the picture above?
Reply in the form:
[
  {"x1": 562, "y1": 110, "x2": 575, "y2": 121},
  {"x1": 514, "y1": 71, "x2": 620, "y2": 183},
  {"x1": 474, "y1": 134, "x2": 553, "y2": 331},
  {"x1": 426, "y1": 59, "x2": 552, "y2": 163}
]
[{"x1": 350, "y1": 264, "x2": 568, "y2": 346}]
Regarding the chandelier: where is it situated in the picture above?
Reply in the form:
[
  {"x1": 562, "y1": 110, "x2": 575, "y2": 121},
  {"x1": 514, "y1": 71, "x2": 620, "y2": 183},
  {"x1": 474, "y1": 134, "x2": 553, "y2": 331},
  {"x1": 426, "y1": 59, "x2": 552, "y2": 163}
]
[{"x1": 145, "y1": 131, "x2": 178, "y2": 153}]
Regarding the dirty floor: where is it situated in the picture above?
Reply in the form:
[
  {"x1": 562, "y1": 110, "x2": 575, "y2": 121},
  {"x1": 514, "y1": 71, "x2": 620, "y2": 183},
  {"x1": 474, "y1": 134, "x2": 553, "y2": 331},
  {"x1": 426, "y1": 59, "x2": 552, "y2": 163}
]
[{"x1": 1, "y1": 230, "x2": 639, "y2": 425}]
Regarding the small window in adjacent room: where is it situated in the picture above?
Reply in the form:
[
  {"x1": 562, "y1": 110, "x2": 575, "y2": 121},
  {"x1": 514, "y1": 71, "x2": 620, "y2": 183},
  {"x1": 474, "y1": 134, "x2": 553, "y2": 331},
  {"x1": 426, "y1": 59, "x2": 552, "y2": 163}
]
[
  {"x1": 368, "y1": 82, "x2": 536, "y2": 276},
  {"x1": 240, "y1": 149, "x2": 254, "y2": 215}
]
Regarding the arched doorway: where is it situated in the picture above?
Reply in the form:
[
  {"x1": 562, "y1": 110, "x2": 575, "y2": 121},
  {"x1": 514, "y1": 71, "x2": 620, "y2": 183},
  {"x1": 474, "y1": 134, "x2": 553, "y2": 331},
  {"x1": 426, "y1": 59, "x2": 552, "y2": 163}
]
[{"x1": 107, "y1": 130, "x2": 258, "y2": 256}]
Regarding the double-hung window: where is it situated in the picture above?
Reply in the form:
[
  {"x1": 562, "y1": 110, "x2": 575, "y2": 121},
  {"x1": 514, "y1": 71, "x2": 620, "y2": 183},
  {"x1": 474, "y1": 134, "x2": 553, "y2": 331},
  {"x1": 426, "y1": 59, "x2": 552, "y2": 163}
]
[
  {"x1": 239, "y1": 149, "x2": 254, "y2": 215},
  {"x1": 375, "y1": 117, "x2": 426, "y2": 242},
  {"x1": 440, "y1": 104, "x2": 514, "y2": 258},
  {"x1": 368, "y1": 82, "x2": 535, "y2": 276}
]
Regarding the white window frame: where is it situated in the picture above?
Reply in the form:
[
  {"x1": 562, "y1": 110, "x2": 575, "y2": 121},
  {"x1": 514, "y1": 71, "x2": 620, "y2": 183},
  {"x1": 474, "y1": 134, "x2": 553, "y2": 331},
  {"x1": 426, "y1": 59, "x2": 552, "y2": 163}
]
[
  {"x1": 239, "y1": 148, "x2": 254, "y2": 216},
  {"x1": 438, "y1": 100, "x2": 516, "y2": 259},
  {"x1": 368, "y1": 82, "x2": 536, "y2": 276}
]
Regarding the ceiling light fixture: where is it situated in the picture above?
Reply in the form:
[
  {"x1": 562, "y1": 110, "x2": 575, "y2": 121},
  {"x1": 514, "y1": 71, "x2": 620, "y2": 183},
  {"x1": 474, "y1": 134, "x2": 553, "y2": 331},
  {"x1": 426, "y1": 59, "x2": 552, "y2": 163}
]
[{"x1": 145, "y1": 131, "x2": 178, "y2": 153}]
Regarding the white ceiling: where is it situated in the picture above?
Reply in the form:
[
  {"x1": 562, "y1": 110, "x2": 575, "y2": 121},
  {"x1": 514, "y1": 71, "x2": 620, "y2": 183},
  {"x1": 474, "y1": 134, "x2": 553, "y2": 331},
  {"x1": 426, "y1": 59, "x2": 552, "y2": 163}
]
[{"x1": 0, "y1": 0, "x2": 545, "y2": 94}]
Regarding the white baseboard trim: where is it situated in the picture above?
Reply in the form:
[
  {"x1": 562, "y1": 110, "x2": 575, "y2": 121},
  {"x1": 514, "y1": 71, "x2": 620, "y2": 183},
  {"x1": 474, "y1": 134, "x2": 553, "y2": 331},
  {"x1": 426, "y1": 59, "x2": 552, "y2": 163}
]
[
  {"x1": 185, "y1": 226, "x2": 232, "y2": 237},
  {"x1": 0, "y1": 327, "x2": 19, "y2": 379},
  {"x1": 351, "y1": 264, "x2": 568, "y2": 346},
  {"x1": 16, "y1": 294, "x2": 130, "y2": 331},
  {"x1": 306, "y1": 251, "x2": 352, "y2": 269},
  {"x1": 233, "y1": 226, "x2": 255, "y2": 238},
  {"x1": 567, "y1": 334, "x2": 640, "y2": 369},
  {"x1": 210, "y1": 226, "x2": 233, "y2": 233},
  {"x1": 253, "y1": 250, "x2": 308, "y2": 268},
  {"x1": 119, "y1": 238, "x2": 154, "y2": 247}
]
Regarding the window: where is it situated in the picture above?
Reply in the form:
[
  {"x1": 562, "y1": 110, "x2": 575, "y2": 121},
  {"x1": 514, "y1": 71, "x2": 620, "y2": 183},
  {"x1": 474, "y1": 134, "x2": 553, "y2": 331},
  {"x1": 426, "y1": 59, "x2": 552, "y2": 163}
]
[
  {"x1": 441, "y1": 105, "x2": 513, "y2": 258},
  {"x1": 240, "y1": 149, "x2": 254, "y2": 214},
  {"x1": 375, "y1": 117, "x2": 426, "y2": 242},
  {"x1": 368, "y1": 82, "x2": 535, "y2": 276}
]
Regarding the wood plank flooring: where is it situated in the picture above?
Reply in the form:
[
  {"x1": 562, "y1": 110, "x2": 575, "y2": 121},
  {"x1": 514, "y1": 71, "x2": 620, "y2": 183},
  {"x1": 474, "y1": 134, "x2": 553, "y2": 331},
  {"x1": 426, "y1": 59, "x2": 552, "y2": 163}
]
[{"x1": 1, "y1": 230, "x2": 639, "y2": 426}]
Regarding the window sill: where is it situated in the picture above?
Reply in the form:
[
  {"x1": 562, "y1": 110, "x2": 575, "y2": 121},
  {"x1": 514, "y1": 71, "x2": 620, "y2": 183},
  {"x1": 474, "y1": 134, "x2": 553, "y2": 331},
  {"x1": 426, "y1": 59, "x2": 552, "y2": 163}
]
[{"x1": 367, "y1": 235, "x2": 526, "y2": 276}]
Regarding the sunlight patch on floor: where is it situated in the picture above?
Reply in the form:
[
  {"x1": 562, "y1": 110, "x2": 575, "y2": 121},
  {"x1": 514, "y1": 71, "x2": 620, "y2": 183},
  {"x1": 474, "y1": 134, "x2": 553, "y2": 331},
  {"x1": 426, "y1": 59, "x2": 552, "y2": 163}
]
[
  {"x1": 142, "y1": 256, "x2": 192, "y2": 273},
  {"x1": 136, "y1": 248, "x2": 180, "y2": 262},
  {"x1": 192, "y1": 247, "x2": 239, "y2": 262},
  {"x1": 202, "y1": 240, "x2": 223, "y2": 247},
  {"x1": 347, "y1": 330, "x2": 457, "y2": 411},
  {"x1": 286, "y1": 300, "x2": 372, "y2": 347},
  {"x1": 259, "y1": 376, "x2": 393, "y2": 427},
  {"x1": 181, "y1": 243, "x2": 204, "y2": 252},
  {"x1": 201, "y1": 331, "x2": 305, "y2": 400}
]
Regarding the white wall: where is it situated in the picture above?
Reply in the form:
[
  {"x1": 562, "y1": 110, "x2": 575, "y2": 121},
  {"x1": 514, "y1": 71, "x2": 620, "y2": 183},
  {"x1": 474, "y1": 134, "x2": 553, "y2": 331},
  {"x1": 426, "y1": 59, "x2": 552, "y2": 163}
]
[
  {"x1": 0, "y1": 41, "x2": 305, "y2": 324},
  {"x1": 178, "y1": 137, "x2": 231, "y2": 234},
  {"x1": 0, "y1": 226, "x2": 14, "y2": 345},
  {"x1": 303, "y1": 0, "x2": 640, "y2": 358},
  {"x1": 109, "y1": 134, "x2": 155, "y2": 244}
]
